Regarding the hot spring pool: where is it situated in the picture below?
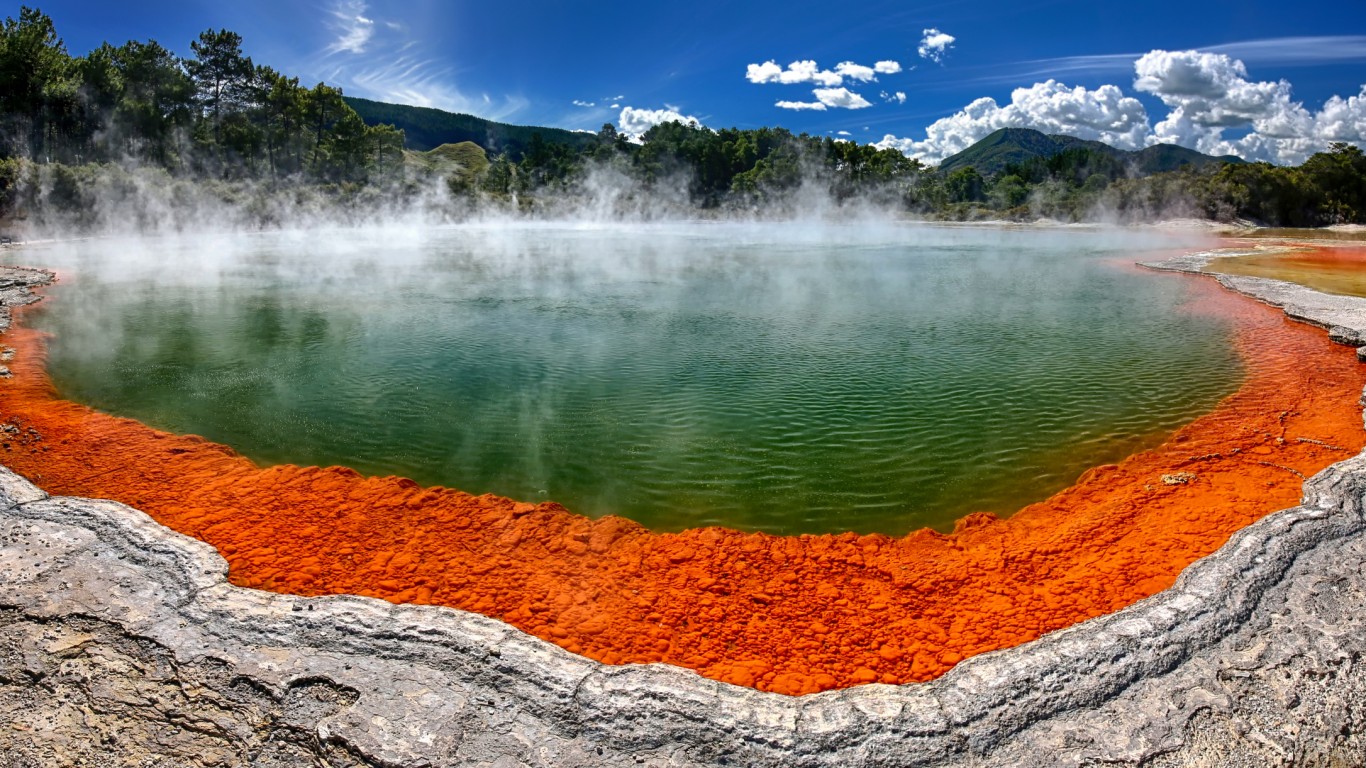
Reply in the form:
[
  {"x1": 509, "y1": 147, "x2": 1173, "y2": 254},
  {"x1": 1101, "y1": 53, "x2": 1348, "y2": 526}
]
[{"x1": 14, "y1": 222, "x2": 1239, "y2": 535}]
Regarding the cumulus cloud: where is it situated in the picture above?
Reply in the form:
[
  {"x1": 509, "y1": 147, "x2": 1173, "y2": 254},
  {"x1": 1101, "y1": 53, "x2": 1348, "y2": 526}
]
[
  {"x1": 918, "y1": 28, "x2": 956, "y2": 63},
  {"x1": 834, "y1": 61, "x2": 878, "y2": 82},
  {"x1": 746, "y1": 60, "x2": 843, "y2": 87},
  {"x1": 877, "y1": 45, "x2": 1366, "y2": 167},
  {"x1": 881, "y1": 91, "x2": 907, "y2": 104},
  {"x1": 572, "y1": 99, "x2": 595, "y2": 108},
  {"x1": 1317, "y1": 86, "x2": 1366, "y2": 143},
  {"x1": 814, "y1": 87, "x2": 873, "y2": 110},
  {"x1": 876, "y1": 80, "x2": 1149, "y2": 162},
  {"x1": 1133, "y1": 49, "x2": 1329, "y2": 163},
  {"x1": 746, "y1": 57, "x2": 901, "y2": 111},
  {"x1": 618, "y1": 106, "x2": 703, "y2": 140},
  {"x1": 746, "y1": 58, "x2": 900, "y2": 88}
]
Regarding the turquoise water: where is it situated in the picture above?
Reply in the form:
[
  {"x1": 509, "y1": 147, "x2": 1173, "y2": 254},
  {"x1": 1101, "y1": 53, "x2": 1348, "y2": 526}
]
[{"x1": 16, "y1": 223, "x2": 1239, "y2": 535}]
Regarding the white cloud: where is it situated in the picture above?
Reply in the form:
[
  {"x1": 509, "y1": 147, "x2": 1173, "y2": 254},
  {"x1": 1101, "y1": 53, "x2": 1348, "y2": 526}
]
[
  {"x1": 876, "y1": 80, "x2": 1149, "y2": 162},
  {"x1": 834, "y1": 61, "x2": 878, "y2": 82},
  {"x1": 746, "y1": 60, "x2": 844, "y2": 87},
  {"x1": 837, "y1": 130, "x2": 852, "y2": 136},
  {"x1": 1133, "y1": 49, "x2": 1344, "y2": 164},
  {"x1": 572, "y1": 99, "x2": 596, "y2": 108},
  {"x1": 881, "y1": 91, "x2": 907, "y2": 104},
  {"x1": 314, "y1": 0, "x2": 527, "y2": 121},
  {"x1": 746, "y1": 58, "x2": 900, "y2": 88},
  {"x1": 1205, "y1": 36, "x2": 1366, "y2": 66},
  {"x1": 877, "y1": 45, "x2": 1366, "y2": 167},
  {"x1": 776, "y1": 100, "x2": 827, "y2": 111},
  {"x1": 1316, "y1": 86, "x2": 1366, "y2": 143},
  {"x1": 618, "y1": 106, "x2": 703, "y2": 140},
  {"x1": 814, "y1": 87, "x2": 873, "y2": 110},
  {"x1": 326, "y1": 0, "x2": 375, "y2": 55},
  {"x1": 329, "y1": 51, "x2": 527, "y2": 120},
  {"x1": 745, "y1": 60, "x2": 783, "y2": 83},
  {"x1": 918, "y1": 28, "x2": 956, "y2": 63}
]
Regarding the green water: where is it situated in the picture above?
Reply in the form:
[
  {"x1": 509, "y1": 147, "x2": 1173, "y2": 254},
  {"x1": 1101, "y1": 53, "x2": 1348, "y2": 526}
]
[{"x1": 17, "y1": 223, "x2": 1239, "y2": 535}]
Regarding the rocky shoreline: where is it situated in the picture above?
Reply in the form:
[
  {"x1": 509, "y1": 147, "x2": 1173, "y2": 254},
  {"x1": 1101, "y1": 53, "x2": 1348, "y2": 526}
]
[{"x1": 4, "y1": 256, "x2": 1366, "y2": 766}]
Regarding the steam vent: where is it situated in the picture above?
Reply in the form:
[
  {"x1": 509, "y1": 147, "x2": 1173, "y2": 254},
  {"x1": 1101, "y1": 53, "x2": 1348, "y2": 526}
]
[{"x1": 7, "y1": 242, "x2": 1366, "y2": 765}]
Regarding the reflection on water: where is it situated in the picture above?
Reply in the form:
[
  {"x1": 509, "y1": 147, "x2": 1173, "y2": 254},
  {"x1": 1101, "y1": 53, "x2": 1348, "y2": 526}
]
[{"x1": 15, "y1": 223, "x2": 1239, "y2": 535}]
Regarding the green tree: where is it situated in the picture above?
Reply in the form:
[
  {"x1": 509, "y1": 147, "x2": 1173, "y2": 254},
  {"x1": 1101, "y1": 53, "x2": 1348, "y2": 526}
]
[
  {"x1": 1302, "y1": 143, "x2": 1366, "y2": 223},
  {"x1": 0, "y1": 7, "x2": 76, "y2": 159},
  {"x1": 303, "y1": 82, "x2": 347, "y2": 175},
  {"x1": 110, "y1": 40, "x2": 193, "y2": 165},
  {"x1": 186, "y1": 29, "x2": 253, "y2": 151},
  {"x1": 944, "y1": 167, "x2": 985, "y2": 203}
]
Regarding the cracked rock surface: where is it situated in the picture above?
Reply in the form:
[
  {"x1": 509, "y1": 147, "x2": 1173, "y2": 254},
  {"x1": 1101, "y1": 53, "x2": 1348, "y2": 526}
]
[{"x1": 3, "y1": 260, "x2": 1366, "y2": 766}]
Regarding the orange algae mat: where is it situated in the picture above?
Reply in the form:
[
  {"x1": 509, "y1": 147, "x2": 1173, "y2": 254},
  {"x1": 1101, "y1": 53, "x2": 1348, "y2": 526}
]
[
  {"x1": 1, "y1": 269, "x2": 1365, "y2": 696},
  {"x1": 1216, "y1": 242, "x2": 1366, "y2": 298}
]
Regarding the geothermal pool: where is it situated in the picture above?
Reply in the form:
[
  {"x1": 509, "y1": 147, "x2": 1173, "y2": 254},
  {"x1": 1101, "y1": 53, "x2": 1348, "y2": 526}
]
[
  {"x1": 5, "y1": 225, "x2": 1366, "y2": 693},
  {"x1": 17, "y1": 223, "x2": 1237, "y2": 534},
  {"x1": 16, "y1": 223, "x2": 1239, "y2": 535}
]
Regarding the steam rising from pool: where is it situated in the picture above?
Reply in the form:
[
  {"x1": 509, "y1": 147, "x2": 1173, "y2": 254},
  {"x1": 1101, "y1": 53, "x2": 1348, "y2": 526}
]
[{"x1": 11, "y1": 222, "x2": 1237, "y2": 534}]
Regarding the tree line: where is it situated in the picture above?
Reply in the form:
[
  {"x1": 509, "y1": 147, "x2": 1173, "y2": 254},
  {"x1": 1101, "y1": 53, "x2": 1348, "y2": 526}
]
[
  {"x1": 0, "y1": 6, "x2": 402, "y2": 182},
  {"x1": 474, "y1": 120, "x2": 1366, "y2": 226},
  {"x1": 1, "y1": 4, "x2": 1362, "y2": 229},
  {"x1": 947, "y1": 143, "x2": 1366, "y2": 226}
]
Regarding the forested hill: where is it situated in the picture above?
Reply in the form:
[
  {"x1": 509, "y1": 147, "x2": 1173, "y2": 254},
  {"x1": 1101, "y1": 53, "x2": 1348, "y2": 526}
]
[
  {"x1": 939, "y1": 128, "x2": 1244, "y2": 176},
  {"x1": 345, "y1": 97, "x2": 598, "y2": 161},
  {"x1": 1, "y1": 5, "x2": 1364, "y2": 231}
]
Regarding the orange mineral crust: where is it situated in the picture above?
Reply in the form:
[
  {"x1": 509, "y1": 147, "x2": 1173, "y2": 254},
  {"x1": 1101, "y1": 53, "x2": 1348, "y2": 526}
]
[
  {"x1": 1215, "y1": 244, "x2": 1366, "y2": 298},
  {"x1": 1, "y1": 272, "x2": 1363, "y2": 696}
]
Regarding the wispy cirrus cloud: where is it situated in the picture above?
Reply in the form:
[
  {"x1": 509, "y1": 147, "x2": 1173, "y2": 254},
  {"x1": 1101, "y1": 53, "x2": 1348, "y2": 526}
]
[
  {"x1": 325, "y1": 0, "x2": 374, "y2": 55},
  {"x1": 314, "y1": 0, "x2": 527, "y2": 121},
  {"x1": 1004, "y1": 35, "x2": 1366, "y2": 83},
  {"x1": 1204, "y1": 35, "x2": 1366, "y2": 65}
]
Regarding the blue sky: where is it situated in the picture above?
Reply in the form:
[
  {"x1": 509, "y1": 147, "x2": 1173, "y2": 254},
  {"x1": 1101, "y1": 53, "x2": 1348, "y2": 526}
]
[{"x1": 26, "y1": 0, "x2": 1366, "y2": 164}]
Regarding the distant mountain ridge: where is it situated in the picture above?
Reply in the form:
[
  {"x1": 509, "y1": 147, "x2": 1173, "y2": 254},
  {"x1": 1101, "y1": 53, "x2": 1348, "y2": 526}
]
[
  {"x1": 937, "y1": 128, "x2": 1244, "y2": 176},
  {"x1": 345, "y1": 97, "x2": 598, "y2": 161}
]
